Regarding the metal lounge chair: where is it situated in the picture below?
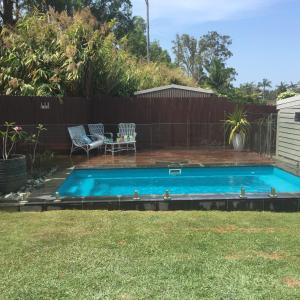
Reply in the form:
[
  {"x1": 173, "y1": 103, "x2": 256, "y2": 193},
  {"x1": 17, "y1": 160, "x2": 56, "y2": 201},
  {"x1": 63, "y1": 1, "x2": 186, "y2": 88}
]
[
  {"x1": 68, "y1": 125, "x2": 104, "y2": 158},
  {"x1": 88, "y1": 123, "x2": 113, "y2": 143}
]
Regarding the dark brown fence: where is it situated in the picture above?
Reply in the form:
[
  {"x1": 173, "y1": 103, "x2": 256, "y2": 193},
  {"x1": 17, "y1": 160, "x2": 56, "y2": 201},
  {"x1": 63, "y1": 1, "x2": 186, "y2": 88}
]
[{"x1": 0, "y1": 95, "x2": 276, "y2": 151}]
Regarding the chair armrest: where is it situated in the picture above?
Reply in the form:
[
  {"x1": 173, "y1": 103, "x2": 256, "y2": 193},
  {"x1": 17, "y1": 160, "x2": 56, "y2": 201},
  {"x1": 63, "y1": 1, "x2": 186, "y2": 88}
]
[
  {"x1": 89, "y1": 134, "x2": 103, "y2": 142},
  {"x1": 72, "y1": 137, "x2": 89, "y2": 148},
  {"x1": 104, "y1": 132, "x2": 113, "y2": 138}
]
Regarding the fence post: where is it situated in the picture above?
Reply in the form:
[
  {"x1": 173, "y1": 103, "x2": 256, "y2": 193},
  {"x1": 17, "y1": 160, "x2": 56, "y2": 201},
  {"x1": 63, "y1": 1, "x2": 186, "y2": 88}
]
[
  {"x1": 186, "y1": 121, "x2": 190, "y2": 149},
  {"x1": 223, "y1": 111, "x2": 226, "y2": 149},
  {"x1": 150, "y1": 123, "x2": 153, "y2": 150}
]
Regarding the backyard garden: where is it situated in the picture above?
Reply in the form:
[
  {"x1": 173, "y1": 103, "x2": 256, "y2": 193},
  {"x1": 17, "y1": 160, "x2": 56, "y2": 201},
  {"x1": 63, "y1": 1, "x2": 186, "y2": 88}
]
[{"x1": 1, "y1": 2, "x2": 300, "y2": 299}]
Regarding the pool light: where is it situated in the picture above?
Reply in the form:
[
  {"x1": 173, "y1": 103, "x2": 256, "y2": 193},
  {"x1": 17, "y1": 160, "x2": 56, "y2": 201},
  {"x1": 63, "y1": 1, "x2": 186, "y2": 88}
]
[
  {"x1": 133, "y1": 190, "x2": 140, "y2": 200},
  {"x1": 54, "y1": 191, "x2": 61, "y2": 203},
  {"x1": 269, "y1": 187, "x2": 278, "y2": 198},
  {"x1": 240, "y1": 187, "x2": 247, "y2": 199},
  {"x1": 163, "y1": 190, "x2": 171, "y2": 200}
]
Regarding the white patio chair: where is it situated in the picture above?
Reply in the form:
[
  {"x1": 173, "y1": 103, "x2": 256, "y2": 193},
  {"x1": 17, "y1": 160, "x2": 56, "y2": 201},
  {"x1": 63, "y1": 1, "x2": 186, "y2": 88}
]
[
  {"x1": 68, "y1": 125, "x2": 104, "y2": 158},
  {"x1": 118, "y1": 123, "x2": 137, "y2": 142},
  {"x1": 88, "y1": 123, "x2": 113, "y2": 143},
  {"x1": 117, "y1": 123, "x2": 137, "y2": 153}
]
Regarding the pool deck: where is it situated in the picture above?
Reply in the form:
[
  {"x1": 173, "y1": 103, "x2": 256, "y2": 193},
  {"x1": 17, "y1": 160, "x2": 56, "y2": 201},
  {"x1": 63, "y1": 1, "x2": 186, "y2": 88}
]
[{"x1": 73, "y1": 148, "x2": 274, "y2": 168}]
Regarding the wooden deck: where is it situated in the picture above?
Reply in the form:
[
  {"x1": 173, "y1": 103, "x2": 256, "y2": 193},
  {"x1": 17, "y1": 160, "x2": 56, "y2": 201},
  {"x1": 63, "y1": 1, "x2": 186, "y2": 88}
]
[{"x1": 73, "y1": 148, "x2": 274, "y2": 168}]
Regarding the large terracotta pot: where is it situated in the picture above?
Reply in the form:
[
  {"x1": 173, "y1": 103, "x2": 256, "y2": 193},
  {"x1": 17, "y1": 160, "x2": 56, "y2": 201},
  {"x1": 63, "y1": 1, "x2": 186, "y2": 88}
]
[
  {"x1": 232, "y1": 133, "x2": 245, "y2": 151},
  {"x1": 0, "y1": 155, "x2": 27, "y2": 194}
]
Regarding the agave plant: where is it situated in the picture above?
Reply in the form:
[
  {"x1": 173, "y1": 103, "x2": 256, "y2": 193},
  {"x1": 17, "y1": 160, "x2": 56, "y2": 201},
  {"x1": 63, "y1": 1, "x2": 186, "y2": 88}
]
[{"x1": 225, "y1": 107, "x2": 250, "y2": 145}]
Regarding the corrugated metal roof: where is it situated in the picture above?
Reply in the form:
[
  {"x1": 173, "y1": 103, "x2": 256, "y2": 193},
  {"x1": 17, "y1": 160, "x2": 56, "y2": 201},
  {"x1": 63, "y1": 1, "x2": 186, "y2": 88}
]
[
  {"x1": 277, "y1": 95, "x2": 300, "y2": 110},
  {"x1": 134, "y1": 84, "x2": 215, "y2": 95}
]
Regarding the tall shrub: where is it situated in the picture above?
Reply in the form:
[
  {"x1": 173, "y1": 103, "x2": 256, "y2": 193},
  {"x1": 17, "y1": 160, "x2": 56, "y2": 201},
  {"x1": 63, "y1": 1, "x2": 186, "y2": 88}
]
[{"x1": 0, "y1": 9, "x2": 196, "y2": 97}]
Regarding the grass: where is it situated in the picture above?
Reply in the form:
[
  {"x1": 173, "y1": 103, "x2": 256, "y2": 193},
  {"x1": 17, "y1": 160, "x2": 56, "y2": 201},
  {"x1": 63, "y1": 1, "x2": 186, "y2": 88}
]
[{"x1": 0, "y1": 211, "x2": 300, "y2": 299}]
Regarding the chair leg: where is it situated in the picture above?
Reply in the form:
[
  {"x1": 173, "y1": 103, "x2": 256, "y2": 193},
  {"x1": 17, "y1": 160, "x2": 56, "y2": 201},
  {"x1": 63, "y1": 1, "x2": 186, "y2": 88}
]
[{"x1": 70, "y1": 144, "x2": 74, "y2": 157}]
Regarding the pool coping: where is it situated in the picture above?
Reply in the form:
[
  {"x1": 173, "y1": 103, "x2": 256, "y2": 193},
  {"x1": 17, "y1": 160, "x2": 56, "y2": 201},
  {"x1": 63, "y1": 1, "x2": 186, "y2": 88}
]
[{"x1": 2, "y1": 161, "x2": 300, "y2": 212}]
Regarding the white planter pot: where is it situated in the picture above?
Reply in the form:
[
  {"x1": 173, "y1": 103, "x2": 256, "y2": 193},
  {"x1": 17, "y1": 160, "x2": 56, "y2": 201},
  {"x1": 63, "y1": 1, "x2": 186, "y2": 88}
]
[{"x1": 232, "y1": 133, "x2": 245, "y2": 151}]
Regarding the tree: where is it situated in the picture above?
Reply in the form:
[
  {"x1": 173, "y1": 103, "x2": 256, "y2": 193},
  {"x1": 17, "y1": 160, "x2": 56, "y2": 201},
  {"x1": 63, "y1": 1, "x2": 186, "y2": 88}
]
[
  {"x1": 0, "y1": 9, "x2": 195, "y2": 97},
  {"x1": 126, "y1": 16, "x2": 147, "y2": 58},
  {"x1": 1, "y1": 1, "x2": 134, "y2": 39},
  {"x1": 126, "y1": 16, "x2": 171, "y2": 64},
  {"x1": 239, "y1": 82, "x2": 259, "y2": 95},
  {"x1": 198, "y1": 31, "x2": 233, "y2": 69},
  {"x1": 172, "y1": 33, "x2": 204, "y2": 82},
  {"x1": 287, "y1": 81, "x2": 300, "y2": 93},
  {"x1": 205, "y1": 58, "x2": 236, "y2": 94},
  {"x1": 258, "y1": 78, "x2": 272, "y2": 101},
  {"x1": 172, "y1": 31, "x2": 235, "y2": 86},
  {"x1": 89, "y1": 0, "x2": 133, "y2": 39},
  {"x1": 276, "y1": 81, "x2": 288, "y2": 95},
  {"x1": 150, "y1": 41, "x2": 171, "y2": 65},
  {"x1": 231, "y1": 82, "x2": 261, "y2": 103},
  {"x1": 0, "y1": 0, "x2": 21, "y2": 26}
]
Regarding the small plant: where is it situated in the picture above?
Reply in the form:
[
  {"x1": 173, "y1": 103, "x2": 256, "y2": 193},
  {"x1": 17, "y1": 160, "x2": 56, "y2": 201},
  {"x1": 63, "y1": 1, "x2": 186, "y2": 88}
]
[
  {"x1": 0, "y1": 122, "x2": 26, "y2": 160},
  {"x1": 25, "y1": 124, "x2": 47, "y2": 173},
  {"x1": 225, "y1": 107, "x2": 250, "y2": 146}
]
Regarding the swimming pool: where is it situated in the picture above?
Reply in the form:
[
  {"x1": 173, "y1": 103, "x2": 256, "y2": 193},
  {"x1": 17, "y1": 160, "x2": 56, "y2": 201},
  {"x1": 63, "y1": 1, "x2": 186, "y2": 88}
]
[{"x1": 57, "y1": 166, "x2": 300, "y2": 198}]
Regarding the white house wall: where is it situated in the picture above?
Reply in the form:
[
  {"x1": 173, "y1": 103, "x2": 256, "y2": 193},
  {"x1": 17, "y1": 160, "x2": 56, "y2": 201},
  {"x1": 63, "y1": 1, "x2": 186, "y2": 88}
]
[{"x1": 276, "y1": 98, "x2": 300, "y2": 165}]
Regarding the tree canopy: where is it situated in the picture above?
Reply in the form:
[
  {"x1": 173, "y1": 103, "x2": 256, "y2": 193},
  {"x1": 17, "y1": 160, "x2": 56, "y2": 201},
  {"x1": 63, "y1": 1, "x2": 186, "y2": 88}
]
[
  {"x1": 1, "y1": 1, "x2": 297, "y2": 102},
  {"x1": 172, "y1": 32, "x2": 236, "y2": 94},
  {"x1": 0, "y1": 9, "x2": 195, "y2": 97}
]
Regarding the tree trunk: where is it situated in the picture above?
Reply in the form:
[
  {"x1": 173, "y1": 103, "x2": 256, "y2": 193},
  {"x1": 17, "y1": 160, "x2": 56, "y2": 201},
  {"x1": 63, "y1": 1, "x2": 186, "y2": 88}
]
[{"x1": 2, "y1": 0, "x2": 14, "y2": 26}]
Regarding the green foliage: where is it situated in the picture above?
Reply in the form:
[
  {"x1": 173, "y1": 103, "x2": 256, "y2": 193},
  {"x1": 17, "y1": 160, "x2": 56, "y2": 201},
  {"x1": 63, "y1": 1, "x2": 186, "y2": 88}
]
[
  {"x1": 225, "y1": 107, "x2": 250, "y2": 144},
  {"x1": 125, "y1": 16, "x2": 172, "y2": 65},
  {"x1": 277, "y1": 90, "x2": 298, "y2": 100},
  {"x1": 25, "y1": 124, "x2": 47, "y2": 172},
  {"x1": 274, "y1": 82, "x2": 300, "y2": 100},
  {"x1": 228, "y1": 82, "x2": 262, "y2": 104},
  {"x1": 1, "y1": 0, "x2": 133, "y2": 39},
  {"x1": 0, "y1": 122, "x2": 26, "y2": 160},
  {"x1": 172, "y1": 33, "x2": 203, "y2": 81},
  {"x1": 198, "y1": 31, "x2": 233, "y2": 68},
  {"x1": 89, "y1": 0, "x2": 133, "y2": 39},
  {"x1": 276, "y1": 81, "x2": 289, "y2": 95},
  {"x1": 133, "y1": 61, "x2": 196, "y2": 91},
  {"x1": 205, "y1": 58, "x2": 236, "y2": 94},
  {"x1": 150, "y1": 41, "x2": 172, "y2": 65},
  {"x1": 125, "y1": 16, "x2": 147, "y2": 58},
  {"x1": 258, "y1": 78, "x2": 272, "y2": 101},
  {"x1": 0, "y1": 9, "x2": 193, "y2": 97},
  {"x1": 172, "y1": 31, "x2": 235, "y2": 92}
]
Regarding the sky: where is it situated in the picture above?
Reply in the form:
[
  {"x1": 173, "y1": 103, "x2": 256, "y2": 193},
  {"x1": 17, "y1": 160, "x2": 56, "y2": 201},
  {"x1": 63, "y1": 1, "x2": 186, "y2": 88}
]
[{"x1": 131, "y1": 0, "x2": 300, "y2": 87}]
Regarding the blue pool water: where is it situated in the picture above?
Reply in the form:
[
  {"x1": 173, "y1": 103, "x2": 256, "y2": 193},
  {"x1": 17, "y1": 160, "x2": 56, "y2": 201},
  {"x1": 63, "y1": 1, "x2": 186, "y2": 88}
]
[{"x1": 57, "y1": 166, "x2": 300, "y2": 197}]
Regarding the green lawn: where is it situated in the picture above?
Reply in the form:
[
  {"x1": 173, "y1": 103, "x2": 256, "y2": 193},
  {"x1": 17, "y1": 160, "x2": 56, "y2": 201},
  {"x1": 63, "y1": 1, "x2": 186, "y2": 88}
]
[{"x1": 0, "y1": 211, "x2": 300, "y2": 299}]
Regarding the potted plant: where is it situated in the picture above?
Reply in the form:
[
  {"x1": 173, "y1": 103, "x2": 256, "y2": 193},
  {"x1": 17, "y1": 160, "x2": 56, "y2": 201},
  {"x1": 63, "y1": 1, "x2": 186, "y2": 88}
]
[
  {"x1": 225, "y1": 107, "x2": 250, "y2": 151},
  {"x1": 0, "y1": 122, "x2": 27, "y2": 194}
]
